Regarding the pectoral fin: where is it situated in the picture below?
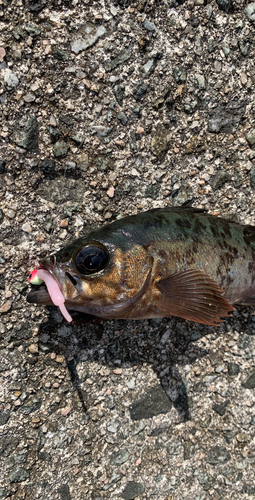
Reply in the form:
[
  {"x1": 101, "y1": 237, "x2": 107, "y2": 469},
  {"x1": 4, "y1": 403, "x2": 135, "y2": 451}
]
[{"x1": 157, "y1": 269, "x2": 234, "y2": 326}]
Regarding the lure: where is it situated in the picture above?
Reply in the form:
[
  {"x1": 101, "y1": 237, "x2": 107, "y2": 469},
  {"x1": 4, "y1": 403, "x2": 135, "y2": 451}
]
[{"x1": 29, "y1": 269, "x2": 72, "y2": 323}]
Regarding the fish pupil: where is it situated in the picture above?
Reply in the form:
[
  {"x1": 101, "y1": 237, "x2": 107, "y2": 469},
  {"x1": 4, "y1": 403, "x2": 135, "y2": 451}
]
[
  {"x1": 85, "y1": 254, "x2": 100, "y2": 269},
  {"x1": 75, "y1": 245, "x2": 108, "y2": 275}
]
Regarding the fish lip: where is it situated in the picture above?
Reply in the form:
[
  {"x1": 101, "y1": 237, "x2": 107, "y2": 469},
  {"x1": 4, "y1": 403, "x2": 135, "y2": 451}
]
[{"x1": 27, "y1": 287, "x2": 53, "y2": 305}]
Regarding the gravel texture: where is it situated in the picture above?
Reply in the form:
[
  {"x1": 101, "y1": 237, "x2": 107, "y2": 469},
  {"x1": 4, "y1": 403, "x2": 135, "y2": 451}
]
[{"x1": 1, "y1": 1, "x2": 255, "y2": 499}]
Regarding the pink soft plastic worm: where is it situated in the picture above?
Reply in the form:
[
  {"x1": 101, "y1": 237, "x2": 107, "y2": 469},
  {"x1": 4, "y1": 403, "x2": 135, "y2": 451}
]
[{"x1": 29, "y1": 269, "x2": 72, "y2": 323}]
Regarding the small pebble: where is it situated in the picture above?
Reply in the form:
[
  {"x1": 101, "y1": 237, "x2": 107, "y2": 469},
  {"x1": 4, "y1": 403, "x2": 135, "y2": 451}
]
[
  {"x1": 113, "y1": 368, "x2": 122, "y2": 375},
  {"x1": 107, "y1": 186, "x2": 115, "y2": 198},
  {"x1": 32, "y1": 416, "x2": 41, "y2": 423},
  {"x1": 30, "y1": 83, "x2": 39, "y2": 91},
  {"x1": 0, "y1": 300, "x2": 12, "y2": 313},
  {"x1": 144, "y1": 20, "x2": 156, "y2": 31},
  {"x1": 49, "y1": 116, "x2": 57, "y2": 126},
  {"x1": 24, "y1": 93, "x2": 36, "y2": 103},
  {"x1": 127, "y1": 378, "x2": 136, "y2": 389},
  {"x1": 110, "y1": 5, "x2": 117, "y2": 15},
  {"x1": 136, "y1": 126, "x2": 144, "y2": 134},
  {"x1": 4, "y1": 69, "x2": 19, "y2": 89},
  {"x1": 60, "y1": 220, "x2": 68, "y2": 228},
  {"x1": 131, "y1": 168, "x2": 139, "y2": 177},
  {"x1": 21, "y1": 222, "x2": 32, "y2": 233},
  {"x1": 240, "y1": 73, "x2": 248, "y2": 85},
  {"x1": 61, "y1": 406, "x2": 72, "y2": 416},
  {"x1": 56, "y1": 355, "x2": 65, "y2": 363},
  {"x1": 0, "y1": 46, "x2": 6, "y2": 62},
  {"x1": 16, "y1": 91, "x2": 23, "y2": 101},
  {"x1": 65, "y1": 161, "x2": 76, "y2": 169},
  {"x1": 104, "y1": 212, "x2": 112, "y2": 219},
  {"x1": 36, "y1": 236, "x2": 45, "y2": 243},
  {"x1": 28, "y1": 343, "x2": 39, "y2": 354},
  {"x1": 59, "y1": 229, "x2": 67, "y2": 239},
  {"x1": 7, "y1": 210, "x2": 16, "y2": 219}
]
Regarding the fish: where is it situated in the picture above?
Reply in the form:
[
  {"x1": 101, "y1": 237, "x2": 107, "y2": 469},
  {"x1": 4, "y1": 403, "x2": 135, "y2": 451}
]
[{"x1": 27, "y1": 207, "x2": 255, "y2": 326}]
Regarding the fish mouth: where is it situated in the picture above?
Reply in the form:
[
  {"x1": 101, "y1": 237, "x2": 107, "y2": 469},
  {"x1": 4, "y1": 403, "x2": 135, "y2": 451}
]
[
  {"x1": 27, "y1": 263, "x2": 152, "y2": 320},
  {"x1": 27, "y1": 257, "x2": 80, "y2": 306}
]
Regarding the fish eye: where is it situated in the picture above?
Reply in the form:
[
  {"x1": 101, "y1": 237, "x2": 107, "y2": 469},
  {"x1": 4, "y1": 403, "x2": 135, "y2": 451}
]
[{"x1": 75, "y1": 244, "x2": 109, "y2": 275}]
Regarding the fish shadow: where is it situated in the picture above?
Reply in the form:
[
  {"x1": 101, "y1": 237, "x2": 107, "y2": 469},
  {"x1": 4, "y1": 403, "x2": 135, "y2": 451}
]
[{"x1": 36, "y1": 310, "x2": 243, "y2": 422}]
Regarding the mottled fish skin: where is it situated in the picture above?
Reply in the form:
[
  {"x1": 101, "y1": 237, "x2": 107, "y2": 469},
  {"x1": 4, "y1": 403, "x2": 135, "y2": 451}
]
[{"x1": 27, "y1": 207, "x2": 255, "y2": 325}]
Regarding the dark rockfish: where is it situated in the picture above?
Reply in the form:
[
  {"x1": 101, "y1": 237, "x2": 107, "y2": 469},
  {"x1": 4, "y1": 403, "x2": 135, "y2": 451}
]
[{"x1": 27, "y1": 207, "x2": 255, "y2": 325}]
